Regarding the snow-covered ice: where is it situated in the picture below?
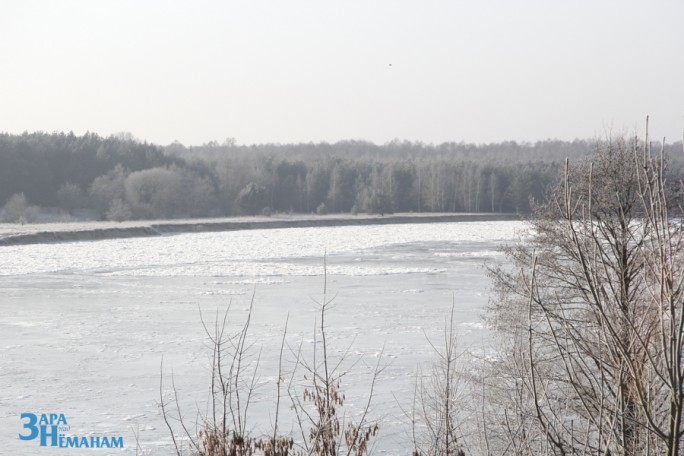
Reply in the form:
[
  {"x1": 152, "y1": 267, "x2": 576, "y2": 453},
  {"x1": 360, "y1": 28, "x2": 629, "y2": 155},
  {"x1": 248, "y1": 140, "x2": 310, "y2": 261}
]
[{"x1": 0, "y1": 221, "x2": 524, "y2": 454}]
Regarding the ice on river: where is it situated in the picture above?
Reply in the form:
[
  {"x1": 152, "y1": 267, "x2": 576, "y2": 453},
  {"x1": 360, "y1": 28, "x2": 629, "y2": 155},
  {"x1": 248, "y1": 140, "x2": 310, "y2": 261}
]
[{"x1": 0, "y1": 221, "x2": 525, "y2": 454}]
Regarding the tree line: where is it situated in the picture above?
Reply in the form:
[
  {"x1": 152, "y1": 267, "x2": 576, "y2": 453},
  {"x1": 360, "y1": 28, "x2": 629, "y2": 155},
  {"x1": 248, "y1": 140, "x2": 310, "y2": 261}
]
[{"x1": 1, "y1": 131, "x2": 681, "y2": 222}]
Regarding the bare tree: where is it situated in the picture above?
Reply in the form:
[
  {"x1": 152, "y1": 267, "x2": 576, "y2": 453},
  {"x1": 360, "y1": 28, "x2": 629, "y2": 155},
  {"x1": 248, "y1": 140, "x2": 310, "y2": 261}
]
[
  {"x1": 160, "y1": 299, "x2": 294, "y2": 456},
  {"x1": 288, "y1": 260, "x2": 382, "y2": 456},
  {"x1": 159, "y1": 262, "x2": 382, "y2": 456},
  {"x1": 410, "y1": 303, "x2": 466, "y2": 456},
  {"x1": 486, "y1": 124, "x2": 684, "y2": 455}
]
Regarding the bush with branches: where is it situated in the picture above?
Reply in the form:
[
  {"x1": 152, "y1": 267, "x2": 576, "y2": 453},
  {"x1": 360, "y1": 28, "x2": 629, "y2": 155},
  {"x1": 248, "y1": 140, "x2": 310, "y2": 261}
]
[{"x1": 159, "y1": 266, "x2": 383, "y2": 456}]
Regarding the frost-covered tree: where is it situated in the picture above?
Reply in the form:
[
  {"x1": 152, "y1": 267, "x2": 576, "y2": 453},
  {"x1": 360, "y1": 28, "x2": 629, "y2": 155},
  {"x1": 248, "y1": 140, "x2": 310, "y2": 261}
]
[
  {"x1": 0, "y1": 193, "x2": 39, "y2": 224},
  {"x1": 236, "y1": 182, "x2": 268, "y2": 215},
  {"x1": 486, "y1": 130, "x2": 684, "y2": 455}
]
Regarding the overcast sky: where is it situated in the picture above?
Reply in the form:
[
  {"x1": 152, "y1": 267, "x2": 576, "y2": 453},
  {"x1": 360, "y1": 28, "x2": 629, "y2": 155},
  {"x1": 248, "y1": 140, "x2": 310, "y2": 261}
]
[{"x1": 1, "y1": 1, "x2": 682, "y2": 146}]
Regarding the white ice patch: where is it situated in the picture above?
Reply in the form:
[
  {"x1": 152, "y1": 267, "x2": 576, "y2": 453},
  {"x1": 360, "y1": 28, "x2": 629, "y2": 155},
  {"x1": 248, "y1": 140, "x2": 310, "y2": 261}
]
[
  {"x1": 433, "y1": 249, "x2": 503, "y2": 258},
  {"x1": 4, "y1": 321, "x2": 42, "y2": 327},
  {"x1": 0, "y1": 221, "x2": 523, "y2": 277}
]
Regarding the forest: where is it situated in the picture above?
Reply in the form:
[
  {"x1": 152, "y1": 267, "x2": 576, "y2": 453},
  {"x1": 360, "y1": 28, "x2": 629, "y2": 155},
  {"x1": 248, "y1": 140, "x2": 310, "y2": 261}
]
[{"x1": 0, "y1": 131, "x2": 681, "y2": 223}]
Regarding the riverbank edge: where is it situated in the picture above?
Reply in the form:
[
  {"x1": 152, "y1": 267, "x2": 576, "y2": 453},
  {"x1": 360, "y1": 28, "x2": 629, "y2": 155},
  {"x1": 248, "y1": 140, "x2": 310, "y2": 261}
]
[{"x1": 0, "y1": 213, "x2": 519, "y2": 246}]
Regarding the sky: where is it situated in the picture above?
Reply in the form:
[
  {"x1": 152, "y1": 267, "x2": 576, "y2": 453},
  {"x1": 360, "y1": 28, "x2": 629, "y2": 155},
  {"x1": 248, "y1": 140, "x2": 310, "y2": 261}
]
[{"x1": 1, "y1": 0, "x2": 683, "y2": 146}]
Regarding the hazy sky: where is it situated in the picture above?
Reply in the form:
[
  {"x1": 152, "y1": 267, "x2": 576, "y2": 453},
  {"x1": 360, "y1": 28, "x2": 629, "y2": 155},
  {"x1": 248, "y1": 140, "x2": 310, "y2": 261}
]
[{"x1": 1, "y1": 1, "x2": 682, "y2": 146}]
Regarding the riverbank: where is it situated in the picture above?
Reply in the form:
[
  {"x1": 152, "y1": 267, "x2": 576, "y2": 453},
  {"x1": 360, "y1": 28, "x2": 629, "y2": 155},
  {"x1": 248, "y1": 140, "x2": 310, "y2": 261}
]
[{"x1": 0, "y1": 212, "x2": 518, "y2": 246}]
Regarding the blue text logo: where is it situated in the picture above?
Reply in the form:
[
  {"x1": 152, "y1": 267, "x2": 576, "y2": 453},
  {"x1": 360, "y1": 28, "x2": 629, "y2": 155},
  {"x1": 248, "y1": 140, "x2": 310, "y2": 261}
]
[{"x1": 19, "y1": 413, "x2": 124, "y2": 449}]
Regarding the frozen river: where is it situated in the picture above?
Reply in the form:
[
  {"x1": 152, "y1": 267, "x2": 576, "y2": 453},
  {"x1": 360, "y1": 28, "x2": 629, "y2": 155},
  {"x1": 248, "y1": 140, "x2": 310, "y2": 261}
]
[{"x1": 0, "y1": 220, "x2": 524, "y2": 454}]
